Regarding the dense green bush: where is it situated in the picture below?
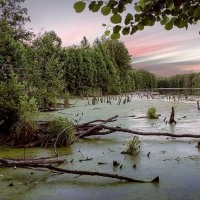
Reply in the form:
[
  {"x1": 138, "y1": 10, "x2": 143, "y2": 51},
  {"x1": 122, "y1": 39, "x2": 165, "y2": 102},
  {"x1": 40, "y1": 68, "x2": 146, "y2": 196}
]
[
  {"x1": 147, "y1": 107, "x2": 157, "y2": 119},
  {"x1": 127, "y1": 136, "x2": 141, "y2": 155},
  {"x1": 0, "y1": 73, "x2": 38, "y2": 135},
  {"x1": 48, "y1": 118, "x2": 75, "y2": 146}
]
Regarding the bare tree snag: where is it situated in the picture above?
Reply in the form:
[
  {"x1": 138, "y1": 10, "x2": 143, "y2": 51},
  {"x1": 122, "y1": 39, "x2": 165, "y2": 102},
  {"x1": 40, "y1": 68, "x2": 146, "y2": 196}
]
[
  {"x1": 169, "y1": 107, "x2": 176, "y2": 124},
  {"x1": 197, "y1": 101, "x2": 200, "y2": 110}
]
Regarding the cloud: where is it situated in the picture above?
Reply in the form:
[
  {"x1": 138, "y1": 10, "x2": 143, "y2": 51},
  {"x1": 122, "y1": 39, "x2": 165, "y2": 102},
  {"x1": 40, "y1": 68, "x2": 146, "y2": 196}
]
[{"x1": 130, "y1": 37, "x2": 200, "y2": 76}]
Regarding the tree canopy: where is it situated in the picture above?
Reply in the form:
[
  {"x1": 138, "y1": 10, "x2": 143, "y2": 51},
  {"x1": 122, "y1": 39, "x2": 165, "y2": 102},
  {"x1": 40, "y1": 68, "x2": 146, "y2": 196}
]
[
  {"x1": 0, "y1": 0, "x2": 32, "y2": 40},
  {"x1": 74, "y1": 0, "x2": 200, "y2": 39}
]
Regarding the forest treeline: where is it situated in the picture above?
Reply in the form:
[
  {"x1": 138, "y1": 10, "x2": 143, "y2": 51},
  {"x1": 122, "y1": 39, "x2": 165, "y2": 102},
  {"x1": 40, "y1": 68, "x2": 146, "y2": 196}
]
[
  {"x1": 158, "y1": 73, "x2": 200, "y2": 88},
  {"x1": 1, "y1": 21, "x2": 157, "y2": 109}
]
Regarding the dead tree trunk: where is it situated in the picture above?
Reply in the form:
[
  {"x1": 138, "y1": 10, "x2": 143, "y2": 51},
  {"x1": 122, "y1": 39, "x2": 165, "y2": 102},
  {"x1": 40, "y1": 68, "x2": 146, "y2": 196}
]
[
  {"x1": 197, "y1": 101, "x2": 200, "y2": 110},
  {"x1": 169, "y1": 107, "x2": 176, "y2": 124}
]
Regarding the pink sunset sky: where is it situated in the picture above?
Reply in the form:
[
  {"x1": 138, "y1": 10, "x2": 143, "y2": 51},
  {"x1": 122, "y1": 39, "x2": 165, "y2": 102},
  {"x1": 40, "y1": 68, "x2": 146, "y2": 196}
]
[{"x1": 24, "y1": 0, "x2": 200, "y2": 77}]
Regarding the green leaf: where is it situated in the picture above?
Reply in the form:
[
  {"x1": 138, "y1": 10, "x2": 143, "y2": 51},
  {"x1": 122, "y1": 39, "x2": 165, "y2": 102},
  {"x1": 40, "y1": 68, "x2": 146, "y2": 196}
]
[
  {"x1": 176, "y1": 19, "x2": 186, "y2": 29},
  {"x1": 122, "y1": 27, "x2": 130, "y2": 35},
  {"x1": 89, "y1": 1, "x2": 96, "y2": 11},
  {"x1": 160, "y1": 16, "x2": 169, "y2": 25},
  {"x1": 113, "y1": 25, "x2": 122, "y2": 33},
  {"x1": 104, "y1": 30, "x2": 110, "y2": 36},
  {"x1": 107, "y1": 0, "x2": 118, "y2": 8},
  {"x1": 173, "y1": 18, "x2": 180, "y2": 27},
  {"x1": 101, "y1": 6, "x2": 111, "y2": 16},
  {"x1": 112, "y1": 8, "x2": 118, "y2": 14},
  {"x1": 165, "y1": 21, "x2": 173, "y2": 30},
  {"x1": 73, "y1": 1, "x2": 86, "y2": 13},
  {"x1": 130, "y1": 26, "x2": 138, "y2": 35},
  {"x1": 111, "y1": 33, "x2": 120, "y2": 40},
  {"x1": 134, "y1": 5, "x2": 141, "y2": 12},
  {"x1": 92, "y1": 4, "x2": 101, "y2": 12},
  {"x1": 118, "y1": 2, "x2": 125, "y2": 13},
  {"x1": 140, "y1": 0, "x2": 145, "y2": 9},
  {"x1": 137, "y1": 23, "x2": 144, "y2": 30},
  {"x1": 98, "y1": 1, "x2": 103, "y2": 7},
  {"x1": 110, "y1": 14, "x2": 122, "y2": 24},
  {"x1": 168, "y1": 3, "x2": 174, "y2": 11},
  {"x1": 194, "y1": 8, "x2": 200, "y2": 18},
  {"x1": 125, "y1": 13, "x2": 133, "y2": 25}
]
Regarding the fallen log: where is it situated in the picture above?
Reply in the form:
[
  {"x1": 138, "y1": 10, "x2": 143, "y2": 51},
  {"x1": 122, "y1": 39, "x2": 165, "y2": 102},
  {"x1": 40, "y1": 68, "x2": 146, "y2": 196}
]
[
  {"x1": 76, "y1": 115, "x2": 118, "y2": 138},
  {"x1": 17, "y1": 139, "x2": 44, "y2": 148},
  {"x1": 0, "y1": 158, "x2": 159, "y2": 183},
  {"x1": 0, "y1": 158, "x2": 64, "y2": 166},
  {"x1": 79, "y1": 125, "x2": 200, "y2": 139},
  {"x1": 39, "y1": 108, "x2": 64, "y2": 112}
]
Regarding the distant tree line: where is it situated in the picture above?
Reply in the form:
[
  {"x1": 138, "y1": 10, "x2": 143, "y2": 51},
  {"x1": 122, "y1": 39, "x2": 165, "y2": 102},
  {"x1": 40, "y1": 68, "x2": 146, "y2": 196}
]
[{"x1": 157, "y1": 73, "x2": 200, "y2": 88}]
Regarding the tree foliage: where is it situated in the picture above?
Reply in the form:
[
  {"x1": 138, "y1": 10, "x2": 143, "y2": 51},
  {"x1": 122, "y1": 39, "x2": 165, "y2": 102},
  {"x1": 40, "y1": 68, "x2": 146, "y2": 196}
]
[
  {"x1": 31, "y1": 31, "x2": 65, "y2": 108},
  {"x1": 74, "y1": 0, "x2": 200, "y2": 38},
  {"x1": 0, "y1": 0, "x2": 32, "y2": 40},
  {"x1": 158, "y1": 73, "x2": 200, "y2": 89},
  {"x1": 61, "y1": 37, "x2": 157, "y2": 96},
  {"x1": 0, "y1": 73, "x2": 38, "y2": 134}
]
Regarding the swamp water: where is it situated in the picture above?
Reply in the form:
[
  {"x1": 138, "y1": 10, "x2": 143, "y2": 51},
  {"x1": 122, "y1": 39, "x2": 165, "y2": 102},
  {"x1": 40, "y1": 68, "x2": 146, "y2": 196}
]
[{"x1": 1, "y1": 97, "x2": 200, "y2": 200}]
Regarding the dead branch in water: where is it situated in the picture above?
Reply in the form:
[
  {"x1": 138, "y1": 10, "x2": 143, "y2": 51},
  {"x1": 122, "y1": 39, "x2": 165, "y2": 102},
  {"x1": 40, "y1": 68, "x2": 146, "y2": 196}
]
[
  {"x1": 0, "y1": 158, "x2": 64, "y2": 166},
  {"x1": 77, "y1": 124, "x2": 200, "y2": 139},
  {"x1": 76, "y1": 115, "x2": 118, "y2": 138},
  {"x1": 77, "y1": 115, "x2": 118, "y2": 127},
  {"x1": 13, "y1": 114, "x2": 200, "y2": 149},
  {"x1": 0, "y1": 158, "x2": 159, "y2": 183}
]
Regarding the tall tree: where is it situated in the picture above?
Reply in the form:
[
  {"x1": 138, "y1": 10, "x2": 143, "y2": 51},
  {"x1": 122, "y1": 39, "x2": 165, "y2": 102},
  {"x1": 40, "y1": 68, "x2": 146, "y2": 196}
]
[
  {"x1": 32, "y1": 31, "x2": 64, "y2": 108},
  {"x1": 0, "y1": 20, "x2": 27, "y2": 81},
  {"x1": 81, "y1": 36, "x2": 90, "y2": 48}
]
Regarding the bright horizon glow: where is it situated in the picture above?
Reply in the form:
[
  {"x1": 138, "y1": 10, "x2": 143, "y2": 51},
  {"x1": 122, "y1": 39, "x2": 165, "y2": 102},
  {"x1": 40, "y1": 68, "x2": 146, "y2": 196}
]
[{"x1": 24, "y1": 0, "x2": 200, "y2": 77}]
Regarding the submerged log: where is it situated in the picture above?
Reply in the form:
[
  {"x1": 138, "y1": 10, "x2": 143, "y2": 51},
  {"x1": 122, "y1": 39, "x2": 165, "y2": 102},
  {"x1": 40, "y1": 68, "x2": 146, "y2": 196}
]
[
  {"x1": 0, "y1": 158, "x2": 64, "y2": 166},
  {"x1": 39, "y1": 108, "x2": 64, "y2": 112},
  {"x1": 0, "y1": 158, "x2": 159, "y2": 183}
]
